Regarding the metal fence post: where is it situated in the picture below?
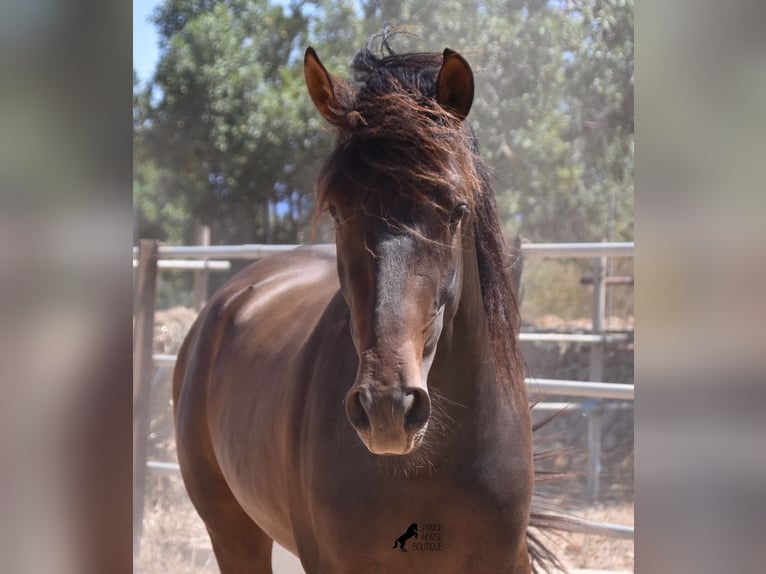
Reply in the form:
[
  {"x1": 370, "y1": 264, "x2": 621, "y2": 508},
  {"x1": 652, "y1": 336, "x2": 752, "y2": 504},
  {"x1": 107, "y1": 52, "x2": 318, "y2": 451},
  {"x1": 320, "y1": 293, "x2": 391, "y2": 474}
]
[
  {"x1": 586, "y1": 254, "x2": 607, "y2": 503},
  {"x1": 192, "y1": 225, "x2": 211, "y2": 311},
  {"x1": 589, "y1": 255, "x2": 606, "y2": 382},
  {"x1": 585, "y1": 399, "x2": 604, "y2": 504},
  {"x1": 133, "y1": 239, "x2": 159, "y2": 556}
]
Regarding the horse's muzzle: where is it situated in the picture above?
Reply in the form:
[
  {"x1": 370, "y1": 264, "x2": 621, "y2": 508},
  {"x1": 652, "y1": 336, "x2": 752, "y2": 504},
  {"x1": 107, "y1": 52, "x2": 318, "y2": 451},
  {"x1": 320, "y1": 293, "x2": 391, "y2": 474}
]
[{"x1": 345, "y1": 385, "x2": 431, "y2": 455}]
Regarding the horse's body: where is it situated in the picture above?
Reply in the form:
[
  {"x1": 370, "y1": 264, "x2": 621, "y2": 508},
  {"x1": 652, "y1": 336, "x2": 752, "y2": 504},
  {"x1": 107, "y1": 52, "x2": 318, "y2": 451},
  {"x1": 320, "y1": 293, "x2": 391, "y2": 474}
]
[{"x1": 174, "y1": 43, "x2": 536, "y2": 574}]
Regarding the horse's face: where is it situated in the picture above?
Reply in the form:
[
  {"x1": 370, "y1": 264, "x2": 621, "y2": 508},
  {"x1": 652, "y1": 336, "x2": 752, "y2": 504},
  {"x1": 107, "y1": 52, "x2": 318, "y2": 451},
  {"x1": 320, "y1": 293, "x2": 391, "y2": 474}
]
[
  {"x1": 305, "y1": 47, "x2": 475, "y2": 455},
  {"x1": 331, "y1": 183, "x2": 470, "y2": 455}
]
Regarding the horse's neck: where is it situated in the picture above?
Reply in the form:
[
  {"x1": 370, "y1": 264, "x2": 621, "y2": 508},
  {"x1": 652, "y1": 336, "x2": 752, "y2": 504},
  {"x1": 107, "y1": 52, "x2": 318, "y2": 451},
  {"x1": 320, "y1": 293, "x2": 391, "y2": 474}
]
[
  {"x1": 427, "y1": 225, "x2": 532, "y2": 472},
  {"x1": 431, "y1": 226, "x2": 500, "y2": 408}
]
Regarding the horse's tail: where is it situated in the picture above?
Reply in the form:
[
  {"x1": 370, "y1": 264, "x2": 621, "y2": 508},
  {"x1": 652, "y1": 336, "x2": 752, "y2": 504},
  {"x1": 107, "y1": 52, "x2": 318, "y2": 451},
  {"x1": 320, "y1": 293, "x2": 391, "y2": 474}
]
[{"x1": 527, "y1": 404, "x2": 583, "y2": 574}]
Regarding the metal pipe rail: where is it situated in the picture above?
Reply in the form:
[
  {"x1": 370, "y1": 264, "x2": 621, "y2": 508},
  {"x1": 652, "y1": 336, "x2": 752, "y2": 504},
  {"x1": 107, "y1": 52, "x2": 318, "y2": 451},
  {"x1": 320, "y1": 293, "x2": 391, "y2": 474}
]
[
  {"x1": 527, "y1": 378, "x2": 634, "y2": 401},
  {"x1": 532, "y1": 401, "x2": 633, "y2": 411},
  {"x1": 152, "y1": 355, "x2": 633, "y2": 400},
  {"x1": 133, "y1": 241, "x2": 634, "y2": 260},
  {"x1": 132, "y1": 259, "x2": 231, "y2": 271},
  {"x1": 157, "y1": 333, "x2": 632, "y2": 355},
  {"x1": 519, "y1": 332, "x2": 631, "y2": 344},
  {"x1": 132, "y1": 243, "x2": 299, "y2": 260},
  {"x1": 152, "y1": 354, "x2": 177, "y2": 369},
  {"x1": 541, "y1": 517, "x2": 634, "y2": 540},
  {"x1": 521, "y1": 242, "x2": 634, "y2": 258},
  {"x1": 146, "y1": 460, "x2": 181, "y2": 475}
]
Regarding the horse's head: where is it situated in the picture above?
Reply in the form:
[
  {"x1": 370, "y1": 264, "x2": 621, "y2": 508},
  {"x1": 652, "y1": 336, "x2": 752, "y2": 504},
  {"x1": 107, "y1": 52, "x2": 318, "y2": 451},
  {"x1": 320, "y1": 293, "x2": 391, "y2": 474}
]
[{"x1": 305, "y1": 46, "x2": 480, "y2": 455}]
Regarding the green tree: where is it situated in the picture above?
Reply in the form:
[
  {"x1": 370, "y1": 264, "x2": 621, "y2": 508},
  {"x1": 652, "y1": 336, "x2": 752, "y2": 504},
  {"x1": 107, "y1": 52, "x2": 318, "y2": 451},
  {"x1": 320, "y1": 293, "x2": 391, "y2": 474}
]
[
  {"x1": 351, "y1": 0, "x2": 633, "y2": 243},
  {"x1": 134, "y1": 66, "x2": 191, "y2": 244},
  {"x1": 146, "y1": 1, "x2": 311, "y2": 244},
  {"x1": 563, "y1": 0, "x2": 634, "y2": 242},
  {"x1": 137, "y1": 0, "x2": 633, "y2": 247}
]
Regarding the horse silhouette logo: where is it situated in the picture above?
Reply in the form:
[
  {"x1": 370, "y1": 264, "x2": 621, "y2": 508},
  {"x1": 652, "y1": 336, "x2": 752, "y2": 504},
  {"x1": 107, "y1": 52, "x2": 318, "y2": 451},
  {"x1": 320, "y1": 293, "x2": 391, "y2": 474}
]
[{"x1": 393, "y1": 523, "x2": 418, "y2": 552}]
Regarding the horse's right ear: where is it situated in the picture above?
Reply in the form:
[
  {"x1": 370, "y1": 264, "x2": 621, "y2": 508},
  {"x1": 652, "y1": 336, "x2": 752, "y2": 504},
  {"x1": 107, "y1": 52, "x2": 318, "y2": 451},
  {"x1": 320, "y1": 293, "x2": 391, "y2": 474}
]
[
  {"x1": 304, "y1": 47, "x2": 339, "y2": 123},
  {"x1": 436, "y1": 48, "x2": 474, "y2": 121}
]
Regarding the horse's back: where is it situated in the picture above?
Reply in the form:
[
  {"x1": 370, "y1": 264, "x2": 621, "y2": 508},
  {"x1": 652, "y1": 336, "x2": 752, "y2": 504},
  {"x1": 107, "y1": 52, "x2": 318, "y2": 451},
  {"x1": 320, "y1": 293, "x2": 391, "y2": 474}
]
[{"x1": 172, "y1": 246, "x2": 340, "y2": 553}]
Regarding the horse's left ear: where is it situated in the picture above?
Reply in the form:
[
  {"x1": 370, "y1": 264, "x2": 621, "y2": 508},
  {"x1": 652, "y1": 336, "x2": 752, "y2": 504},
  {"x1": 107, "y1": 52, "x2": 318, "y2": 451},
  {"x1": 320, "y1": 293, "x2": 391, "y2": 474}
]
[
  {"x1": 305, "y1": 46, "x2": 340, "y2": 124},
  {"x1": 436, "y1": 49, "x2": 474, "y2": 121}
]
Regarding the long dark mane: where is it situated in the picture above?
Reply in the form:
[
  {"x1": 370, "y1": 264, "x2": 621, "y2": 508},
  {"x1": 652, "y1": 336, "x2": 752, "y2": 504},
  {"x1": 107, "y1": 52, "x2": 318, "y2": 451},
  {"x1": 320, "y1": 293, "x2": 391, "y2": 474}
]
[{"x1": 313, "y1": 42, "x2": 524, "y2": 394}]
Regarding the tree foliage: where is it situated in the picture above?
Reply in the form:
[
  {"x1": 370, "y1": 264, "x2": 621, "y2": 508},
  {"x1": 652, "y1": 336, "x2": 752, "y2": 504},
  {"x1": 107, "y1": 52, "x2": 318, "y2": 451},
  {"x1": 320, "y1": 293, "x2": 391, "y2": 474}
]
[{"x1": 133, "y1": 0, "x2": 633, "y2": 246}]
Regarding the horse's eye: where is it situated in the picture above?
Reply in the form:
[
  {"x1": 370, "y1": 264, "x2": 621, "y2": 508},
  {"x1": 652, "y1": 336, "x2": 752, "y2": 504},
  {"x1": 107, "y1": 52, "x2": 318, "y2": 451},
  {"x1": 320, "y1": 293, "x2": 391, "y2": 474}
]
[
  {"x1": 449, "y1": 203, "x2": 469, "y2": 228},
  {"x1": 328, "y1": 205, "x2": 340, "y2": 223}
]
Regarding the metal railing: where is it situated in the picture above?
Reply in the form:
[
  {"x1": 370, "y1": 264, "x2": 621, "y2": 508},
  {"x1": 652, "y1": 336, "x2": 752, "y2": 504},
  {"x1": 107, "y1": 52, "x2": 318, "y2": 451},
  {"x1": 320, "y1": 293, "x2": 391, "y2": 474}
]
[
  {"x1": 152, "y1": 353, "x2": 633, "y2": 399},
  {"x1": 132, "y1": 241, "x2": 633, "y2": 260},
  {"x1": 146, "y1": 354, "x2": 634, "y2": 541},
  {"x1": 132, "y1": 258, "x2": 231, "y2": 270},
  {"x1": 134, "y1": 240, "x2": 634, "y2": 546}
]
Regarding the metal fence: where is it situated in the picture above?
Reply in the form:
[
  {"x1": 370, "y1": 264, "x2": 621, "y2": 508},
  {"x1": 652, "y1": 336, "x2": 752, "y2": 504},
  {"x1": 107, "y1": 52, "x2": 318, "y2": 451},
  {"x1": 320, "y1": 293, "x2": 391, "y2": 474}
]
[
  {"x1": 132, "y1": 240, "x2": 633, "y2": 259},
  {"x1": 133, "y1": 239, "x2": 634, "y2": 549}
]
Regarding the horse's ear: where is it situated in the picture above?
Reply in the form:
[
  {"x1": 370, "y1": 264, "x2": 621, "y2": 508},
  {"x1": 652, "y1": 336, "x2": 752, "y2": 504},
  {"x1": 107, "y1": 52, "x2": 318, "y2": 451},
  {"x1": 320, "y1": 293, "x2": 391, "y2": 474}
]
[
  {"x1": 305, "y1": 47, "x2": 339, "y2": 123},
  {"x1": 436, "y1": 48, "x2": 474, "y2": 121}
]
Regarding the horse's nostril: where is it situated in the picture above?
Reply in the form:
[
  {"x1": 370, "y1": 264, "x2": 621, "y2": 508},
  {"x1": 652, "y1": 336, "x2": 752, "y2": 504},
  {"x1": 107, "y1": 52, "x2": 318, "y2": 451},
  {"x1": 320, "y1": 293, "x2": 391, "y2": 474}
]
[
  {"x1": 346, "y1": 389, "x2": 371, "y2": 430},
  {"x1": 403, "y1": 388, "x2": 430, "y2": 431}
]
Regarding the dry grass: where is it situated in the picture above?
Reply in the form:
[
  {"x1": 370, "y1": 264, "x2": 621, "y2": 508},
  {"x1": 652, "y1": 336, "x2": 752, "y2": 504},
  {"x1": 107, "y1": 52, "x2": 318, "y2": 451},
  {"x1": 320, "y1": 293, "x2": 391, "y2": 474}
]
[
  {"x1": 536, "y1": 504, "x2": 634, "y2": 572},
  {"x1": 135, "y1": 474, "x2": 219, "y2": 574}
]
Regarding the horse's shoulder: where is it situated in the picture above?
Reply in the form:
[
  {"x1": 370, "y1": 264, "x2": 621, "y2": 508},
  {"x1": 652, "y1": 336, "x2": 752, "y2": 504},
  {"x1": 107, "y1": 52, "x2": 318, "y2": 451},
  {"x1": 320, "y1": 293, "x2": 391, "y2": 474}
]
[
  {"x1": 204, "y1": 247, "x2": 337, "y2": 323},
  {"x1": 173, "y1": 282, "x2": 255, "y2": 397}
]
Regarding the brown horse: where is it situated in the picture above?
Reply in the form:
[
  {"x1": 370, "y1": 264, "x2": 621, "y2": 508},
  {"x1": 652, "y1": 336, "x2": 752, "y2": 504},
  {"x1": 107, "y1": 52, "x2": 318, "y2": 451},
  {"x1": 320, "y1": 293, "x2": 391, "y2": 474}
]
[{"x1": 174, "y1": 43, "x2": 544, "y2": 573}]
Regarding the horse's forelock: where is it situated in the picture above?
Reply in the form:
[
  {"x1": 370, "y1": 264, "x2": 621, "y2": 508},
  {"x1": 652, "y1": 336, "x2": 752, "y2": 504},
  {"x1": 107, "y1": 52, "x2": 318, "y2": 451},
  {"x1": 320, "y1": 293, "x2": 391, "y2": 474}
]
[
  {"x1": 313, "y1": 50, "x2": 481, "y2": 228},
  {"x1": 313, "y1": 45, "x2": 524, "y2": 395}
]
